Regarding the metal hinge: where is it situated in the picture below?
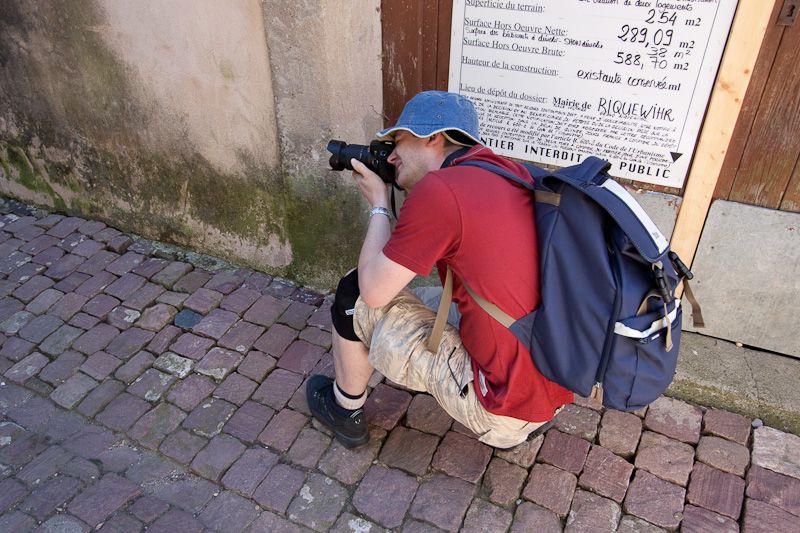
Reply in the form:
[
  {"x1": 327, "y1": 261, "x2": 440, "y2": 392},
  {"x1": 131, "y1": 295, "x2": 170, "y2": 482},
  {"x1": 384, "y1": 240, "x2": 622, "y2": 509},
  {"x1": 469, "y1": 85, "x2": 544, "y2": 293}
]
[{"x1": 779, "y1": 0, "x2": 799, "y2": 26}]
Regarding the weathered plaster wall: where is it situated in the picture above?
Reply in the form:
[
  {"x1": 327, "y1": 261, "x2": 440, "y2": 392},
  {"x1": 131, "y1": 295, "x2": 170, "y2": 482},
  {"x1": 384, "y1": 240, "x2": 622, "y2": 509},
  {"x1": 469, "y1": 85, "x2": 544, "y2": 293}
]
[{"x1": 0, "y1": 0, "x2": 382, "y2": 289}]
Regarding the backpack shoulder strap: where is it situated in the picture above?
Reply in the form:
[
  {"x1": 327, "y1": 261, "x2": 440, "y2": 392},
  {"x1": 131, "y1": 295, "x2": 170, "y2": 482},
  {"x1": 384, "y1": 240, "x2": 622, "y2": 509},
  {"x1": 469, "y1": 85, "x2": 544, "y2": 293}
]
[
  {"x1": 457, "y1": 160, "x2": 535, "y2": 190},
  {"x1": 457, "y1": 160, "x2": 562, "y2": 206}
]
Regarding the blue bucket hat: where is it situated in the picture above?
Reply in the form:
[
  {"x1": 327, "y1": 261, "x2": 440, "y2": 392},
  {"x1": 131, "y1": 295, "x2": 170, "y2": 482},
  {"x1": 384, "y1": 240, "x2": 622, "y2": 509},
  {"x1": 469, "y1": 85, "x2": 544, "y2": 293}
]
[{"x1": 376, "y1": 91, "x2": 481, "y2": 146}]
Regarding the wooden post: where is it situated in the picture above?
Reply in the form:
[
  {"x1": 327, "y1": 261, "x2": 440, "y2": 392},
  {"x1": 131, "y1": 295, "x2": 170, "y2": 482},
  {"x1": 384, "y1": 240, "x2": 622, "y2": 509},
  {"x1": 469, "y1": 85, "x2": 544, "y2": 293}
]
[{"x1": 670, "y1": 0, "x2": 776, "y2": 268}]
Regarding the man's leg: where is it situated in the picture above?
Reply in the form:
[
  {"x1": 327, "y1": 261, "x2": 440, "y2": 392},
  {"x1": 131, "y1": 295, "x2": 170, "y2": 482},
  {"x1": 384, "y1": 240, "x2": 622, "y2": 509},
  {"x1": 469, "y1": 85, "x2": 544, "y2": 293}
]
[{"x1": 331, "y1": 329, "x2": 373, "y2": 398}]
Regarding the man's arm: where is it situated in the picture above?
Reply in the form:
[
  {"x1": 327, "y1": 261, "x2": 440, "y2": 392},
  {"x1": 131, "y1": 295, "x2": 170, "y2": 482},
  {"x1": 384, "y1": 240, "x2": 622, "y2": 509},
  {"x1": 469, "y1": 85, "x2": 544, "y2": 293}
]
[{"x1": 350, "y1": 160, "x2": 416, "y2": 308}]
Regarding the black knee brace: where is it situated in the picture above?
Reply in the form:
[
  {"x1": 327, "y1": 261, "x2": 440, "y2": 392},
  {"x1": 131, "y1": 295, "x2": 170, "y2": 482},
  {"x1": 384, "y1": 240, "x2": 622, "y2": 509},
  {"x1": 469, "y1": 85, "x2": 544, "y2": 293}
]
[{"x1": 331, "y1": 269, "x2": 361, "y2": 341}]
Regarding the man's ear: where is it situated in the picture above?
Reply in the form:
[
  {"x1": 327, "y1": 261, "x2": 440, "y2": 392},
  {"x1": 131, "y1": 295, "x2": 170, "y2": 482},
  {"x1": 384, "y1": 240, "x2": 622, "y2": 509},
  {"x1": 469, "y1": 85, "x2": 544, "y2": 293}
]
[{"x1": 426, "y1": 132, "x2": 445, "y2": 148}]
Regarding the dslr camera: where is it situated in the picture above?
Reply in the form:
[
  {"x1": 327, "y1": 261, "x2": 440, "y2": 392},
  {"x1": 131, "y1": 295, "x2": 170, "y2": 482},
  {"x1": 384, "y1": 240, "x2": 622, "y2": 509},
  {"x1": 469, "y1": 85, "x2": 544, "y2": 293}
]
[{"x1": 326, "y1": 139, "x2": 396, "y2": 184}]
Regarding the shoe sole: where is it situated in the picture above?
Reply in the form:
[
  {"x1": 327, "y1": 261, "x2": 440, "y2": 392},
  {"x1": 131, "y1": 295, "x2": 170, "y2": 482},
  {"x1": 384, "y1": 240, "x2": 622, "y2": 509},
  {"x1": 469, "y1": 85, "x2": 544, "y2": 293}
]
[{"x1": 306, "y1": 379, "x2": 369, "y2": 449}]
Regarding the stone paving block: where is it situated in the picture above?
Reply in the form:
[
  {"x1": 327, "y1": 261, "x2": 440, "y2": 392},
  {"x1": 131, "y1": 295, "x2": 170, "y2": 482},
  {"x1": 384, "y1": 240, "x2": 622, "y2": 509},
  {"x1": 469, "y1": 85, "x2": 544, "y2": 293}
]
[
  {"x1": 173, "y1": 270, "x2": 213, "y2": 293},
  {"x1": 50, "y1": 372, "x2": 98, "y2": 409},
  {"x1": 69, "y1": 311, "x2": 100, "y2": 329},
  {"x1": 566, "y1": 489, "x2": 622, "y2": 533},
  {"x1": 99, "y1": 513, "x2": 143, "y2": 532},
  {"x1": 224, "y1": 400, "x2": 275, "y2": 443},
  {"x1": 298, "y1": 326, "x2": 331, "y2": 348},
  {"x1": 460, "y1": 498, "x2": 512, "y2": 533},
  {"x1": 742, "y1": 498, "x2": 800, "y2": 533},
  {"x1": 62, "y1": 425, "x2": 121, "y2": 458},
  {"x1": 687, "y1": 462, "x2": 745, "y2": 520},
  {"x1": 146, "y1": 323, "x2": 180, "y2": 354},
  {"x1": 39, "y1": 350, "x2": 85, "y2": 385},
  {"x1": 192, "y1": 308, "x2": 238, "y2": 339},
  {"x1": 195, "y1": 346, "x2": 242, "y2": 380},
  {"x1": 75, "y1": 270, "x2": 117, "y2": 298},
  {"x1": 79, "y1": 351, "x2": 122, "y2": 381},
  {"x1": 190, "y1": 433, "x2": 245, "y2": 481},
  {"x1": 238, "y1": 350, "x2": 277, "y2": 381},
  {"x1": 554, "y1": 403, "x2": 601, "y2": 441},
  {"x1": 72, "y1": 323, "x2": 119, "y2": 354},
  {"x1": 25, "y1": 287, "x2": 63, "y2": 315},
  {"x1": 599, "y1": 409, "x2": 643, "y2": 458},
  {"x1": 157, "y1": 290, "x2": 188, "y2": 308},
  {"x1": 105, "y1": 327, "x2": 155, "y2": 359},
  {"x1": 15, "y1": 222, "x2": 45, "y2": 241},
  {"x1": 82, "y1": 293, "x2": 120, "y2": 318},
  {"x1": 173, "y1": 308, "x2": 203, "y2": 330},
  {"x1": 105, "y1": 251, "x2": 144, "y2": 276},
  {"x1": 432, "y1": 430, "x2": 492, "y2": 483},
  {"x1": 115, "y1": 350, "x2": 156, "y2": 383},
  {"x1": 123, "y1": 281, "x2": 165, "y2": 311},
  {"x1": 244, "y1": 294, "x2": 290, "y2": 327},
  {"x1": 350, "y1": 465, "x2": 418, "y2": 529},
  {"x1": 147, "y1": 508, "x2": 204, "y2": 533},
  {"x1": 644, "y1": 396, "x2": 703, "y2": 444},
  {"x1": 511, "y1": 502, "x2": 563, "y2": 533},
  {"x1": 0, "y1": 432, "x2": 48, "y2": 467},
  {"x1": 69, "y1": 473, "x2": 141, "y2": 527},
  {"x1": 182, "y1": 397, "x2": 237, "y2": 437},
  {"x1": 0, "y1": 296, "x2": 25, "y2": 323},
  {"x1": 48, "y1": 217, "x2": 84, "y2": 239},
  {"x1": 167, "y1": 373, "x2": 216, "y2": 411},
  {"x1": 151, "y1": 261, "x2": 193, "y2": 289},
  {"x1": 128, "y1": 495, "x2": 170, "y2": 524},
  {"x1": 39, "y1": 324, "x2": 83, "y2": 356},
  {"x1": 220, "y1": 287, "x2": 261, "y2": 313},
  {"x1": 159, "y1": 430, "x2": 207, "y2": 464},
  {"x1": 253, "y1": 463, "x2": 306, "y2": 514},
  {"x1": 219, "y1": 320, "x2": 265, "y2": 353},
  {"x1": 44, "y1": 253, "x2": 86, "y2": 280},
  {"x1": 199, "y1": 490, "x2": 260, "y2": 531},
  {"x1": 37, "y1": 514, "x2": 92, "y2": 532},
  {"x1": 539, "y1": 428, "x2": 591, "y2": 475},
  {"x1": 21, "y1": 234, "x2": 60, "y2": 255},
  {"x1": 364, "y1": 382, "x2": 413, "y2": 431},
  {"x1": 9, "y1": 262, "x2": 45, "y2": 284},
  {"x1": 76, "y1": 379, "x2": 126, "y2": 417},
  {"x1": 277, "y1": 340, "x2": 325, "y2": 375},
  {"x1": 696, "y1": 435, "x2": 749, "y2": 476},
  {"x1": 18, "y1": 313, "x2": 63, "y2": 343},
  {"x1": 148, "y1": 475, "x2": 216, "y2": 516},
  {"x1": 378, "y1": 425, "x2": 439, "y2": 476},
  {"x1": 579, "y1": 445, "x2": 635, "y2": 503},
  {"x1": 107, "y1": 234, "x2": 133, "y2": 254},
  {"x1": 0, "y1": 335, "x2": 34, "y2": 361},
  {"x1": 58, "y1": 233, "x2": 88, "y2": 254},
  {"x1": 634, "y1": 430, "x2": 695, "y2": 487},
  {"x1": 106, "y1": 305, "x2": 141, "y2": 330},
  {"x1": 128, "y1": 368, "x2": 176, "y2": 402},
  {"x1": 266, "y1": 277, "x2": 297, "y2": 298},
  {"x1": 134, "y1": 303, "x2": 177, "y2": 332},
  {"x1": 623, "y1": 469, "x2": 685, "y2": 530},
  {"x1": 72, "y1": 238, "x2": 105, "y2": 258},
  {"x1": 169, "y1": 332, "x2": 214, "y2": 360},
  {"x1": 77, "y1": 219, "x2": 105, "y2": 235},
  {"x1": 751, "y1": 426, "x2": 800, "y2": 480},
  {"x1": 278, "y1": 300, "x2": 315, "y2": 330},
  {"x1": 25, "y1": 375, "x2": 54, "y2": 397},
  {"x1": 5, "y1": 352, "x2": 49, "y2": 384},
  {"x1": 287, "y1": 427, "x2": 332, "y2": 469},
  {"x1": 152, "y1": 351, "x2": 193, "y2": 378},
  {"x1": 205, "y1": 270, "x2": 247, "y2": 294},
  {"x1": 523, "y1": 463, "x2": 578, "y2": 517},
  {"x1": 254, "y1": 322, "x2": 298, "y2": 357},
  {"x1": 481, "y1": 457, "x2": 528, "y2": 507},
  {"x1": 248, "y1": 511, "x2": 307, "y2": 533},
  {"x1": 213, "y1": 372, "x2": 258, "y2": 405},
  {"x1": 616, "y1": 515, "x2": 668, "y2": 533},
  {"x1": 221, "y1": 447, "x2": 279, "y2": 497},
  {"x1": 287, "y1": 472, "x2": 348, "y2": 532},
  {"x1": 406, "y1": 393, "x2": 453, "y2": 436},
  {"x1": 17, "y1": 444, "x2": 72, "y2": 487},
  {"x1": 242, "y1": 271, "x2": 273, "y2": 292},
  {"x1": 0, "y1": 310, "x2": 33, "y2": 336},
  {"x1": 258, "y1": 408, "x2": 308, "y2": 452},
  {"x1": 7, "y1": 394, "x2": 57, "y2": 433},
  {"x1": 96, "y1": 392, "x2": 151, "y2": 431},
  {"x1": 182, "y1": 287, "x2": 223, "y2": 314},
  {"x1": 253, "y1": 367, "x2": 304, "y2": 409},
  {"x1": 681, "y1": 504, "x2": 739, "y2": 533},
  {"x1": 410, "y1": 473, "x2": 474, "y2": 532},
  {"x1": 54, "y1": 272, "x2": 93, "y2": 295},
  {"x1": 14, "y1": 275, "x2": 54, "y2": 303},
  {"x1": 746, "y1": 464, "x2": 800, "y2": 517},
  {"x1": 125, "y1": 451, "x2": 182, "y2": 486},
  {"x1": 76, "y1": 250, "x2": 118, "y2": 276},
  {"x1": 49, "y1": 292, "x2": 88, "y2": 322},
  {"x1": 20, "y1": 475, "x2": 82, "y2": 520}
]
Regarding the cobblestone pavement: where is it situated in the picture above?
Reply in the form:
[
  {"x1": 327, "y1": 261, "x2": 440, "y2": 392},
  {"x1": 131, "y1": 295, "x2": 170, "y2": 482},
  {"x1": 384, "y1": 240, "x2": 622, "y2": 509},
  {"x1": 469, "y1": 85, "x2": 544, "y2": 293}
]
[{"x1": 0, "y1": 201, "x2": 798, "y2": 533}]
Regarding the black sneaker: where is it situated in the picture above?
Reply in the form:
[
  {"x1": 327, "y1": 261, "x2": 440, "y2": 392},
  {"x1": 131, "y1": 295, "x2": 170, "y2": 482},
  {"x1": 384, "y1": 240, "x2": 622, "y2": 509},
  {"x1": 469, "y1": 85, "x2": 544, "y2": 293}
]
[{"x1": 306, "y1": 375, "x2": 369, "y2": 449}]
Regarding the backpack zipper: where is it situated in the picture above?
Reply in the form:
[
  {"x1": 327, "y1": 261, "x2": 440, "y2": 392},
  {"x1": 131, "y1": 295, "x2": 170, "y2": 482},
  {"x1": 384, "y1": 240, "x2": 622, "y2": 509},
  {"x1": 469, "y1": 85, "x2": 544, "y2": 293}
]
[{"x1": 592, "y1": 236, "x2": 625, "y2": 403}]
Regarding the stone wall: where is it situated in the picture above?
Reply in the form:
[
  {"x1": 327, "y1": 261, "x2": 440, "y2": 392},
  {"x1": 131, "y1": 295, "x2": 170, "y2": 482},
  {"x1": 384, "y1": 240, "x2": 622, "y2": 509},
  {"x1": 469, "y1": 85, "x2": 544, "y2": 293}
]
[{"x1": 0, "y1": 0, "x2": 382, "y2": 290}]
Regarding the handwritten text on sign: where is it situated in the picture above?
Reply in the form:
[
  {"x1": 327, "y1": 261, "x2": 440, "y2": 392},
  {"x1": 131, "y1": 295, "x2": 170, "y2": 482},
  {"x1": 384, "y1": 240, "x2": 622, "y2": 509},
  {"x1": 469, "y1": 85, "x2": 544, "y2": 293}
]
[{"x1": 448, "y1": 0, "x2": 738, "y2": 188}]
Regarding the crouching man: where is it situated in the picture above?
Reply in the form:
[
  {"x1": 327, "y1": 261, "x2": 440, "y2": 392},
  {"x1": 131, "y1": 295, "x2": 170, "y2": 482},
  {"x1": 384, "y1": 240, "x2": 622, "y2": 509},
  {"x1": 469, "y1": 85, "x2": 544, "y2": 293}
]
[{"x1": 307, "y1": 91, "x2": 572, "y2": 449}]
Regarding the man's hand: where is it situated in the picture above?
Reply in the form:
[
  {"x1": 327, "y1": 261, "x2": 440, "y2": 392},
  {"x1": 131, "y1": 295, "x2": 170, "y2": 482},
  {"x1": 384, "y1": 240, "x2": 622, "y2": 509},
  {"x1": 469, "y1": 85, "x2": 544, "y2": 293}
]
[{"x1": 351, "y1": 159, "x2": 390, "y2": 209}]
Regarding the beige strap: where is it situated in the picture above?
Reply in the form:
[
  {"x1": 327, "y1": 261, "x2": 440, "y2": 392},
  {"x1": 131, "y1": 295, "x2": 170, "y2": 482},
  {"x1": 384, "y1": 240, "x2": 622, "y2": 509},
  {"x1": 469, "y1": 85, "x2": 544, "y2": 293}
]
[
  {"x1": 534, "y1": 190, "x2": 561, "y2": 206},
  {"x1": 663, "y1": 302, "x2": 673, "y2": 351},
  {"x1": 462, "y1": 281, "x2": 515, "y2": 328},
  {"x1": 636, "y1": 290, "x2": 660, "y2": 316},
  {"x1": 681, "y1": 279, "x2": 705, "y2": 328},
  {"x1": 426, "y1": 267, "x2": 454, "y2": 353}
]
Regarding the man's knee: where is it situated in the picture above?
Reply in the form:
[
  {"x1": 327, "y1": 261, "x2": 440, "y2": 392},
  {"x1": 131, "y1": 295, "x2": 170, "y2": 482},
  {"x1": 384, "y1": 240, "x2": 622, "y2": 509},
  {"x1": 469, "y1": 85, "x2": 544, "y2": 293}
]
[{"x1": 331, "y1": 269, "x2": 361, "y2": 342}]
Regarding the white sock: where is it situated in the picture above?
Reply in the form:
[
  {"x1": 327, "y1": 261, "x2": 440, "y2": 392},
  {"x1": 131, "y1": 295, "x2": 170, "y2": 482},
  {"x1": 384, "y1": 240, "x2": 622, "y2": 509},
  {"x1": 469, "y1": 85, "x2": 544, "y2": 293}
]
[{"x1": 333, "y1": 381, "x2": 367, "y2": 410}]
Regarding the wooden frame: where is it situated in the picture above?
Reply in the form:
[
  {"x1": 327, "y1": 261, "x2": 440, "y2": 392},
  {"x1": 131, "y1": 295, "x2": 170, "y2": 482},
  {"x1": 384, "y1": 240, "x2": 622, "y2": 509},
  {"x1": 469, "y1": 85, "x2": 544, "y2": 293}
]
[{"x1": 670, "y1": 0, "x2": 777, "y2": 267}]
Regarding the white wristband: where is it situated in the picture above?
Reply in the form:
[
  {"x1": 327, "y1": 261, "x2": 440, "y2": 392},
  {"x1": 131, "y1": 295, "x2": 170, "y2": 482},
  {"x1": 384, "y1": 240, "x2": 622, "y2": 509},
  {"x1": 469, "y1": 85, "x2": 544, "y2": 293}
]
[{"x1": 369, "y1": 206, "x2": 391, "y2": 220}]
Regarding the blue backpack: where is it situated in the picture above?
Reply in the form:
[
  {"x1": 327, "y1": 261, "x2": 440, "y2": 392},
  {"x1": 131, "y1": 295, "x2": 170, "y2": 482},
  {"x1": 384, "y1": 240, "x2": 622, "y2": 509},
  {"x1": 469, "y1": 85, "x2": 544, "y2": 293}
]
[{"x1": 426, "y1": 156, "x2": 702, "y2": 411}]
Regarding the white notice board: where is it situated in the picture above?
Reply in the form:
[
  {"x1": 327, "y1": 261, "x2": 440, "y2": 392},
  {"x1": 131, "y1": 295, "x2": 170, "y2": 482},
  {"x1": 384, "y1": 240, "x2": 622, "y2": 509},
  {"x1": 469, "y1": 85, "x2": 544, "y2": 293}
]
[{"x1": 448, "y1": 0, "x2": 738, "y2": 188}]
